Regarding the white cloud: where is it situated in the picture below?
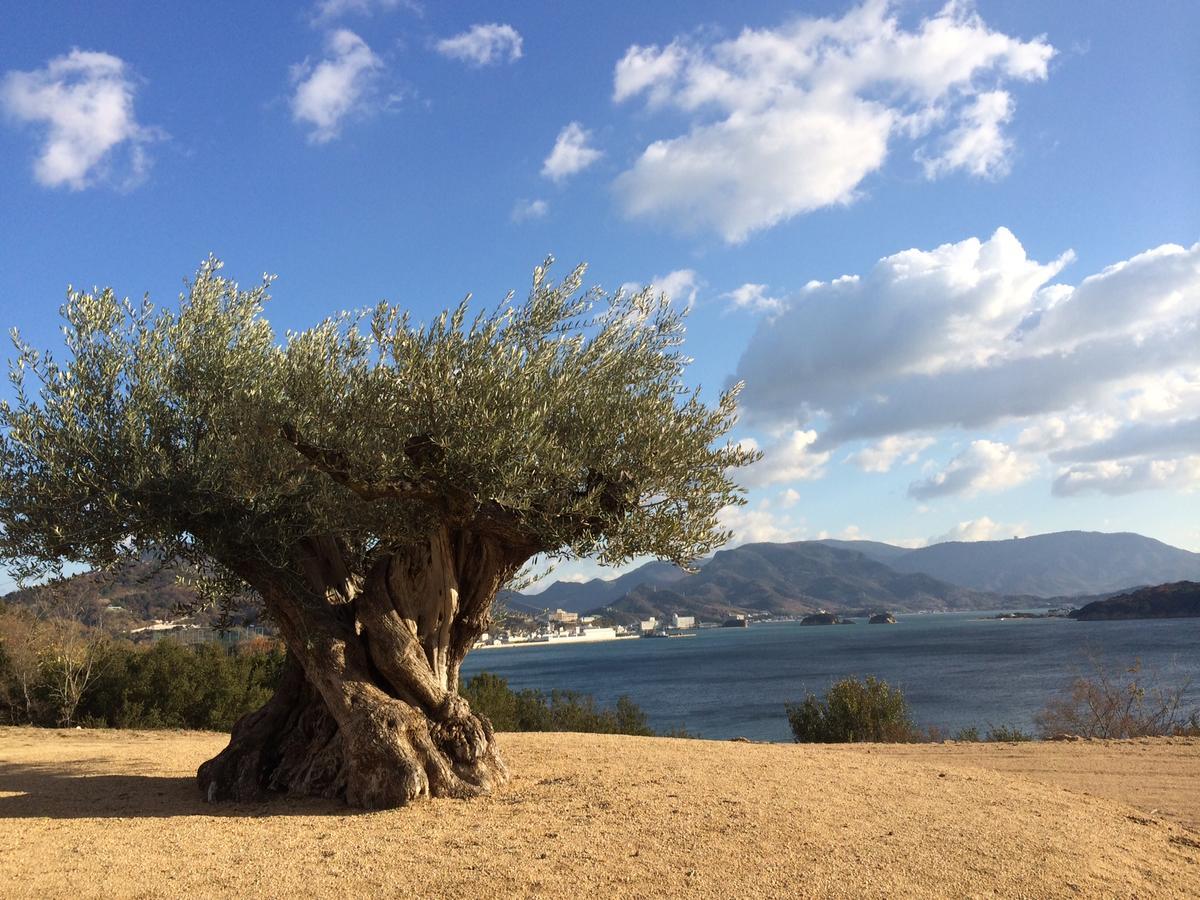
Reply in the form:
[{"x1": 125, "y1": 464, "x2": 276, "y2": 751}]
[
  {"x1": 311, "y1": 0, "x2": 419, "y2": 24},
  {"x1": 920, "y1": 90, "x2": 1013, "y2": 179},
  {"x1": 1053, "y1": 456, "x2": 1200, "y2": 497},
  {"x1": 649, "y1": 269, "x2": 699, "y2": 307},
  {"x1": 932, "y1": 516, "x2": 1026, "y2": 543},
  {"x1": 734, "y1": 231, "x2": 1200, "y2": 504},
  {"x1": 620, "y1": 269, "x2": 702, "y2": 307},
  {"x1": 723, "y1": 283, "x2": 782, "y2": 314},
  {"x1": 291, "y1": 29, "x2": 383, "y2": 144},
  {"x1": 436, "y1": 23, "x2": 523, "y2": 67},
  {"x1": 612, "y1": 2, "x2": 1054, "y2": 242},
  {"x1": 908, "y1": 440, "x2": 1035, "y2": 500},
  {"x1": 781, "y1": 488, "x2": 801, "y2": 508},
  {"x1": 1, "y1": 49, "x2": 160, "y2": 189},
  {"x1": 739, "y1": 429, "x2": 831, "y2": 487},
  {"x1": 718, "y1": 503, "x2": 804, "y2": 546},
  {"x1": 511, "y1": 198, "x2": 548, "y2": 222},
  {"x1": 1049, "y1": 417, "x2": 1200, "y2": 465},
  {"x1": 1016, "y1": 413, "x2": 1119, "y2": 452},
  {"x1": 847, "y1": 435, "x2": 936, "y2": 473},
  {"x1": 542, "y1": 121, "x2": 602, "y2": 182}
]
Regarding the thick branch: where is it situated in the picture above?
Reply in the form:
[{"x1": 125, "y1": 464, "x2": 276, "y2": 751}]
[{"x1": 281, "y1": 423, "x2": 428, "y2": 503}]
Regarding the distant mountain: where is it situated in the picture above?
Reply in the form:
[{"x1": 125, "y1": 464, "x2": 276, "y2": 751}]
[
  {"x1": 0, "y1": 561, "x2": 261, "y2": 629},
  {"x1": 815, "y1": 539, "x2": 912, "y2": 565},
  {"x1": 1069, "y1": 581, "x2": 1200, "y2": 621},
  {"x1": 517, "y1": 560, "x2": 695, "y2": 614},
  {"x1": 511, "y1": 530, "x2": 1200, "y2": 622},
  {"x1": 594, "y1": 541, "x2": 1002, "y2": 624},
  {"x1": 890, "y1": 531, "x2": 1200, "y2": 597}
]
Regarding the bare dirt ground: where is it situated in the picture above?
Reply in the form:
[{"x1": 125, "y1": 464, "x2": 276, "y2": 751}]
[{"x1": 1, "y1": 728, "x2": 1197, "y2": 899}]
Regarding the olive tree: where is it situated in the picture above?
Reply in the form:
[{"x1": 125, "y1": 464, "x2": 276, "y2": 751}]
[{"x1": 0, "y1": 257, "x2": 755, "y2": 808}]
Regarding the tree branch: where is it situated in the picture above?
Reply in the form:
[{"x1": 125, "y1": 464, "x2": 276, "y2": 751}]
[{"x1": 281, "y1": 423, "x2": 428, "y2": 503}]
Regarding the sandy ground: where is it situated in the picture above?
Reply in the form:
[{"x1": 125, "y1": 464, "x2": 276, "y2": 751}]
[{"x1": 1, "y1": 728, "x2": 1197, "y2": 899}]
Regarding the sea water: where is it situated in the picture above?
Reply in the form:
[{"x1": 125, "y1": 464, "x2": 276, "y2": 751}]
[{"x1": 460, "y1": 611, "x2": 1200, "y2": 741}]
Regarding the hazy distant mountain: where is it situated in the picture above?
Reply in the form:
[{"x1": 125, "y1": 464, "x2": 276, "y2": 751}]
[
  {"x1": 889, "y1": 531, "x2": 1200, "y2": 597},
  {"x1": 517, "y1": 560, "x2": 695, "y2": 614},
  {"x1": 511, "y1": 530, "x2": 1200, "y2": 620},
  {"x1": 594, "y1": 541, "x2": 1001, "y2": 623},
  {"x1": 815, "y1": 539, "x2": 912, "y2": 565}
]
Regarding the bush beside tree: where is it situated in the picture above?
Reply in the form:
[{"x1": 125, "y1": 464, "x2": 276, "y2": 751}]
[{"x1": 461, "y1": 672, "x2": 655, "y2": 736}]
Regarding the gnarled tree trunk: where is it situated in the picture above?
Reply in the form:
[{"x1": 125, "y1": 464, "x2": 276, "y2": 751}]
[{"x1": 198, "y1": 528, "x2": 518, "y2": 809}]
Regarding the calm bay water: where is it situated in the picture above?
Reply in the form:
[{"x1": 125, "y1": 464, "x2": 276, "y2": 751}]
[{"x1": 460, "y1": 612, "x2": 1200, "y2": 741}]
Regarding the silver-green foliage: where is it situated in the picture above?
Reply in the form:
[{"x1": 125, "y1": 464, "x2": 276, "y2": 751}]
[{"x1": 0, "y1": 257, "x2": 757, "y2": 596}]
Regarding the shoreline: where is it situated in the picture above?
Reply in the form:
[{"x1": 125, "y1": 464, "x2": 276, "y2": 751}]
[{"x1": 473, "y1": 633, "x2": 641, "y2": 651}]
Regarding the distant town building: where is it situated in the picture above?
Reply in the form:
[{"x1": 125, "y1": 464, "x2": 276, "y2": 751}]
[
  {"x1": 546, "y1": 608, "x2": 579, "y2": 624},
  {"x1": 639, "y1": 617, "x2": 658, "y2": 632},
  {"x1": 671, "y1": 614, "x2": 696, "y2": 629}
]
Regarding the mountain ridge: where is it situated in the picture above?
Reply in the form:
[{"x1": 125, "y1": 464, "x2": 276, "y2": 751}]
[{"x1": 516, "y1": 530, "x2": 1200, "y2": 621}]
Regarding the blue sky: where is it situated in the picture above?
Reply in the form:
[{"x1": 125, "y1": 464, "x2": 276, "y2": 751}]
[{"x1": 1, "y1": 0, "x2": 1197, "y2": 590}]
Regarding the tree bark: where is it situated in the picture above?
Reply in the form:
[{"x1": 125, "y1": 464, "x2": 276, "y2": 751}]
[{"x1": 198, "y1": 527, "x2": 517, "y2": 809}]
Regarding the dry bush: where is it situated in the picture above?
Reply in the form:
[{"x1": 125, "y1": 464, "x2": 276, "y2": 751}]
[{"x1": 1035, "y1": 655, "x2": 1200, "y2": 739}]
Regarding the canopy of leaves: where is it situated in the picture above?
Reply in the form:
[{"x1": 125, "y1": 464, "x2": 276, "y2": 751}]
[{"x1": 0, "y1": 257, "x2": 756, "y2": 594}]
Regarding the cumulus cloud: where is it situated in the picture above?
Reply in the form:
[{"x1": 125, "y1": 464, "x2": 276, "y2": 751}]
[
  {"x1": 739, "y1": 430, "x2": 831, "y2": 487},
  {"x1": 908, "y1": 440, "x2": 1035, "y2": 500},
  {"x1": 723, "y1": 283, "x2": 782, "y2": 314},
  {"x1": 1017, "y1": 413, "x2": 1119, "y2": 452},
  {"x1": 620, "y1": 269, "x2": 702, "y2": 307},
  {"x1": 847, "y1": 435, "x2": 936, "y2": 473},
  {"x1": 510, "y1": 198, "x2": 548, "y2": 222},
  {"x1": 1053, "y1": 456, "x2": 1200, "y2": 497},
  {"x1": 718, "y1": 502, "x2": 804, "y2": 546},
  {"x1": 311, "y1": 0, "x2": 419, "y2": 23},
  {"x1": 1, "y1": 49, "x2": 159, "y2": 189},
  {"x1": 612, "y1": 1, "x2": 1053, "y2": 242},
  {"x1": 649, "y1": 269, "x2": 699, "y2": 307},
  {"x1": 733, "y1": 230, "x2": 1200, "y2": 500},
  {"x1": 1047, "y1": 417, "x2": 1200, "y2": 497},
  {"x1": 1049, "y1": 417, "x2": 1200, "y2": 465},
  {"x1": 542, "y1": 121, "x2": 602, "y2": 182},
  {"x1": 932, "y1": 516, "x2": 1026, "y2": 543},
  {"x1": 436, "y1": 23, "x2": 523, "y2": 66},
  {"x1": 291, "y1": 29, "x2": 383, "y2": 143},
  {"x1": 920, "y1": 90, "x2": 1013, "y2": 179}
]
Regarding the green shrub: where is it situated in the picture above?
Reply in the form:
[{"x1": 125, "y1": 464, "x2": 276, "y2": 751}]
[
  {"x1": 952, "y1": 724, "x2": 1034, "y2": 742},
  {"x1": 786, "y1": 675, "x2": 918, "y2": 743},
  {"x1": 984, "y1": 724, "x2": 1034, "y2": 742},
  {"x1": 68, "y1": 639, "x2": 284, "y2": 730},
  {"x1": 462, "y1": 672, "x2": 657, "y2": 736}
]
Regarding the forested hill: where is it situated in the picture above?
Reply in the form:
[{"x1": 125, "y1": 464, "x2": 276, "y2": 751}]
[
  {"x1": 591, "y1": 541, "x2": 1003, "y2": 623},
  {"x1": 0, "y1": 561, "x2": 261, "y2": 630},
  {"x1": 1069, "y1": 582, "x2": 1200, "y2": 621}
]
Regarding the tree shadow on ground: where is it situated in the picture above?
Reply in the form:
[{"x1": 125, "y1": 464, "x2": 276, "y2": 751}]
[{"x1": 0, "y1": 763, "x2": 359, "y2": 819}]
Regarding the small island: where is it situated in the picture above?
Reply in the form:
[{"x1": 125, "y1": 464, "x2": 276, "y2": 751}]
[
  {"x1": 868, "y1": 612, "x2": 897, "y2": 624},
  {"x1": 800, "y1": 612, "x2": 842, "y2": 626},
  {"x1": 1069, "y1": 582, "x2": 1200, "y2": 621}
]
